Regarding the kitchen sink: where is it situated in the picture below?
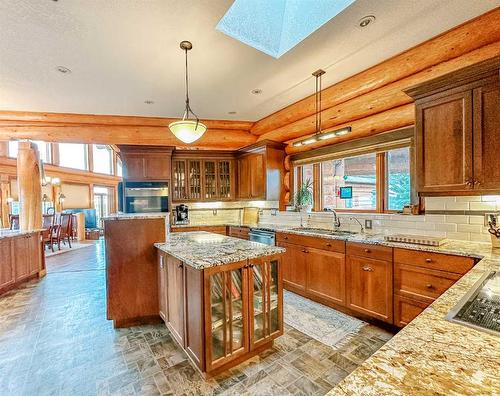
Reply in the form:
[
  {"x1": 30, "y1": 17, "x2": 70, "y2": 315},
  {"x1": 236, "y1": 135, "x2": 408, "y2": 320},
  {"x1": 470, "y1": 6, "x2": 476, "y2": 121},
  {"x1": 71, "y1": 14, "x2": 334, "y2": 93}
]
[{"x1": 291, "y1": 227, "x2": 356, "y2": 236}]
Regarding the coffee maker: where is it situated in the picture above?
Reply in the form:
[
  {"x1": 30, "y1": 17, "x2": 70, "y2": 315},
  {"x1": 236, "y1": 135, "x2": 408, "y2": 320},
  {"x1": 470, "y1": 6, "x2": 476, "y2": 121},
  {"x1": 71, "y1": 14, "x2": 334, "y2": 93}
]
[{"x1": 174, "y1": 204, "x2": 189, "y2": 225}]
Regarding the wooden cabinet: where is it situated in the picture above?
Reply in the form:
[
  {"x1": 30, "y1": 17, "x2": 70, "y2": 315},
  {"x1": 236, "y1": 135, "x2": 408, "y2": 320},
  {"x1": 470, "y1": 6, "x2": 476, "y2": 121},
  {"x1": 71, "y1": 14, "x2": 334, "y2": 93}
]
[
  {"x1": 172, "y1": 226, "x2": 227, "y2": 235},
  {"x1": 158, "y1": 253, "x2": 167, "y2": 321},
  {"x1": 279, "y1": 241, "x2": 307, "y2": 292},
  {"x1": 0, "y1": 239, "x2": 14, "y2": 290},
  {"x1": 406, "y1": 58, "x2": 500, "y2": 194},
  {"x1": 237, "y1": 142, "x2": 285, "y2": 201},
  {"x1": 119, "y1": 146, "x2": 172, "y2": 181},
  {"x1": 346, "y1": 242, "x2": 393, "y2": 323},
  {"x1": 306, "y1": 247, "x2": 345, "y2": 306},
  {"x1": 27, "y1": 233, "x2": 41, "y2": 276},
  {"x1": 172, "y1": 155, "x2": 235, "y2": 202},
  {"x1": 228, "y1": 226, "x2": 249, "y2": 240},
  {"x1": 394, "y1": 294, "x2": 429, "y2": 327},
  {"x1": 13, "y1": 235, "x2": 30, "y2": 281},
  {"x1": 166, "y1": 255, "x2": 185, "y2": 346}
]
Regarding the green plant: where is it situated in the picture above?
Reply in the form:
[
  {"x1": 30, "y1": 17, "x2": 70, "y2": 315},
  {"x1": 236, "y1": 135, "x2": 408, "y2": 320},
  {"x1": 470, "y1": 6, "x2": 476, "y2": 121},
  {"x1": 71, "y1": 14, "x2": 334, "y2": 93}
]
[{"x1": 295, "y1": 178, "x2": 313, "y2": 207}]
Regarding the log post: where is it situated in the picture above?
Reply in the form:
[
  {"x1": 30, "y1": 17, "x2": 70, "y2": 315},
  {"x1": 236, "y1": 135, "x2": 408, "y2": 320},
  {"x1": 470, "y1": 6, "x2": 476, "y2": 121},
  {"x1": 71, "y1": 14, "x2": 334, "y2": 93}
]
[
  {"x1": 0, "y1": 174, "x2": 11, "y2": 228},
  {"x1": 17, "y1": 141, "x2": 42, "y2": 231}
]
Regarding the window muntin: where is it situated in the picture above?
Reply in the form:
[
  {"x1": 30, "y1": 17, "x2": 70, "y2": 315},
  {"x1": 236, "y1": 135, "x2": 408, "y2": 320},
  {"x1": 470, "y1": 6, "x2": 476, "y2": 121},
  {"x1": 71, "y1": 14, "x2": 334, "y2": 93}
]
[
  {"x1": 59, "y1": 143, "x2": 87, "y2": 170},
  {"x1": 92, "y1": 145, "x2": 113, "y2": 175},
  {"x1": 321, "y1": 153, "x2": 377, "y2": 210},
  {"x1": 116, "y1": 156, "x2": 123, "y2": 177},
  {"x1": 387, "y1": 147, "x2": 411, "y2": 211}
]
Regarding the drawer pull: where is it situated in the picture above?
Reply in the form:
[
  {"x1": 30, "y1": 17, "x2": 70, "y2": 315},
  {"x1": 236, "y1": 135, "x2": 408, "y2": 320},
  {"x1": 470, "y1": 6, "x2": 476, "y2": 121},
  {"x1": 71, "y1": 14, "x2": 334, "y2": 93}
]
[
  {"x1": 362, "y1": 266, "x2": 374, "y2": 272},
  {"x1": 364, "y1": 248, "x2": 371, "y2": 253},
  {"x1": 425, "y1": 258, "x2": 432, "y2": 263},
  {"x1": 326, "y1": 243, "x2": 332, "y2": 247},
  {"x1": 284, "y1": 236, "x2": 288, "y2": 240},
  {"x1": 178, "y1": 263, "x2": 184, "y2": 269},
  {"x1": 302, "y1": 249, "x2": 309, "y2": 253},
  {"x1": 426, "y1": 283, "x2": 434, "y2": 289}
]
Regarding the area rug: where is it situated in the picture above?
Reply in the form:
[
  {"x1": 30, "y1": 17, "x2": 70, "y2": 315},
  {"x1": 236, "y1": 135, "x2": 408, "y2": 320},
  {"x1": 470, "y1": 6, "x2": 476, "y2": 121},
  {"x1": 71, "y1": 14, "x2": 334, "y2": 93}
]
[
  {"x1": 284, "y1": 290, "x2": 366, "y2": 350},
  {"x1": 45, "y1": 241, "x2": 95, "y2": 258}
]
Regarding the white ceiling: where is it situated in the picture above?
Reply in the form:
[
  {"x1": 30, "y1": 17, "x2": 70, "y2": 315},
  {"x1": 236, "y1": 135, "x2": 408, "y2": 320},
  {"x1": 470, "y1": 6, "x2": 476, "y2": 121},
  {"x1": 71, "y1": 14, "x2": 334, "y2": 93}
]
[{"x1": 0, "y1": 0, "x2": 498, "y2": 122}]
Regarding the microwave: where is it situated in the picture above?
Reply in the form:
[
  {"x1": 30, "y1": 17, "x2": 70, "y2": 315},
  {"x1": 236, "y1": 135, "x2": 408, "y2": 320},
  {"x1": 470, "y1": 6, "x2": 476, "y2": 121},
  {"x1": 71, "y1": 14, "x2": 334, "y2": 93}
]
[{"x1": 122, "y1": 181, "x2": 169, "y2": 213}]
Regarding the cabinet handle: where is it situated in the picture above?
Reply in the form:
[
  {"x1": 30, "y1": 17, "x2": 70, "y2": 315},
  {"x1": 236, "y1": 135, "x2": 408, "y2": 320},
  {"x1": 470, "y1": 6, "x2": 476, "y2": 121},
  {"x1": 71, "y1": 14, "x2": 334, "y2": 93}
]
[
  {"x1": 466, "y1": 178, "x2": 474, "y2": 188},
  {"x1": 364, "y1": 248, "x2": 371, "y2": 253},
  {"x1": 178, "y1": 263, "x2": 184, "y2": 268},
  {"x1": 302, "y1": 249, "x2": 309, "y2": 253},
  {"x1": 326, "y1": 243, "x2": 332, "y2": 247},
  {"x1": 425, "y1": 258, "x2": 432, "y2": 263},
  {"x1": 362, "y1": 266, "x2": 373, "y2": 272},
  {"x1": 284, "y1": 236, "x2": 288, "y2": 240},
  {"x1": 426, "y1": 283, "x2": 434, "y2": 289},
  {"x1": 474, "y1": 180, "x2": 481, "y2": 186}
]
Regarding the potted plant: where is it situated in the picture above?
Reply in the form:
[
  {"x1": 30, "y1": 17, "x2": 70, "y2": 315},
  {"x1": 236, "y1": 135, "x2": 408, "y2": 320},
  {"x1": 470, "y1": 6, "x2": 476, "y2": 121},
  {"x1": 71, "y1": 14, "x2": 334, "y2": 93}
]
[{"x1": 294, "y1": 178, "x2": 313, "y2": 213}]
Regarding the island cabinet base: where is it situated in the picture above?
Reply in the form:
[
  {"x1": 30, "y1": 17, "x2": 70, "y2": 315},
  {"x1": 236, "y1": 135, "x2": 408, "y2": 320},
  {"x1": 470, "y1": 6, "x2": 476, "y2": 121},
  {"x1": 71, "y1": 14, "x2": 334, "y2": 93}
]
[{"x1": 157, "y1": 249, "x2": 283, "y2": 376}]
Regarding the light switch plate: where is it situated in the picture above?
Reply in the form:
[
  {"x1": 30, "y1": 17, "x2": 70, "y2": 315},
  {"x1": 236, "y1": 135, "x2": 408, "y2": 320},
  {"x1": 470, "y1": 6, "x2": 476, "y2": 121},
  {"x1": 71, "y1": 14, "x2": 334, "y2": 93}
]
[{"x1": 365, "y1": 219, "x2": 373, "y2": 230}]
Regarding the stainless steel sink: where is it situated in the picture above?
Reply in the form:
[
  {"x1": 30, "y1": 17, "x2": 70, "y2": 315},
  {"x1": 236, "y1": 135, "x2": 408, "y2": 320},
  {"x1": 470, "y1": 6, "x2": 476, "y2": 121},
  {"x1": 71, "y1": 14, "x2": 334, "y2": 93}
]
[{"x1": 290, "y1": 227, "x2": 356, "y2": 236}]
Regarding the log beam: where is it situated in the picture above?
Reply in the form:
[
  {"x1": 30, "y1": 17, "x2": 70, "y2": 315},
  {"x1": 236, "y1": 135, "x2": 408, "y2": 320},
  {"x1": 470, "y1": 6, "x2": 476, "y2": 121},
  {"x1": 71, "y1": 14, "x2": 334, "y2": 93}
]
[{"x1": 17, "y1": 141, "x2": 42, "y2": 231}]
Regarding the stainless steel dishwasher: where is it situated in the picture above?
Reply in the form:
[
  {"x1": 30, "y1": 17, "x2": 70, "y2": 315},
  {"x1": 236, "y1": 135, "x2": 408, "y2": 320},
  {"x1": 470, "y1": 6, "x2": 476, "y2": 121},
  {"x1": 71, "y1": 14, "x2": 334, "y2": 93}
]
[{"x1": 249, "y1": 229, "x2": 276, "y2": 246}]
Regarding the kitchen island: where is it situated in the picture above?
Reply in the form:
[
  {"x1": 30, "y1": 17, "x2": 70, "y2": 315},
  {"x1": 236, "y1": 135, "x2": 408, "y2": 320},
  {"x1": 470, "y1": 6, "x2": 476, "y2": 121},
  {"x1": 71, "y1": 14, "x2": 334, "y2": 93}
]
[{"x1": 155, "y1": 231, "x2": 285, "y2": 376}]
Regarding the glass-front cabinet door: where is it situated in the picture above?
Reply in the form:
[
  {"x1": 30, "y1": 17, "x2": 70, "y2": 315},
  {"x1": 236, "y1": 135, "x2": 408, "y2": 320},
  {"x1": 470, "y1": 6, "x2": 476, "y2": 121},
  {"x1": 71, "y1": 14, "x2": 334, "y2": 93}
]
[
  {"x1": 249, "y1": 255, "x2": 283, "y2": 349},
  {"x1": 205, "y1": 261, "x2": 249, "y2": 371},
  {"x1": 172, "y1": 160, "x2": 187, "y2": 201},
  {"x1": 203, "y1": 160, "x2": 217, "y2": 200},
  {"x1": 218, "y1": 160, "x2": 232, "y2": 199},
  {"x1": 188, "y1": 160, "x2": 202, "y2": 200}
]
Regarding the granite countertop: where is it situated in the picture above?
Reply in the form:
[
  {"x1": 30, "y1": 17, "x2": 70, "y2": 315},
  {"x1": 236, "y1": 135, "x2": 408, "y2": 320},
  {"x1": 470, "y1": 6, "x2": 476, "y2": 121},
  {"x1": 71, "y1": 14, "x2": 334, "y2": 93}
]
[
  {"x1": 0, "y1": 229, "x2": 43, "y2": 240},
  {"x1": 154, "y1": 231, "x2": 285, "y2": 269},
  {"x1": 103, "y1": 213, "x2": 169, "y2": 221}
]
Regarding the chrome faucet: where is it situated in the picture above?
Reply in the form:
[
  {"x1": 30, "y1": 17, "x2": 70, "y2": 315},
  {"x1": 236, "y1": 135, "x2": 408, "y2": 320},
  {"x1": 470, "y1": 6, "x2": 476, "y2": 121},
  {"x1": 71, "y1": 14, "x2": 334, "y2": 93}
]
[
  {"x1": 332, "y1": 209, "x2": 341, "y2": 230},
  {"x1": 350, "y1": 216, "x2": 364, "y2": 234}
]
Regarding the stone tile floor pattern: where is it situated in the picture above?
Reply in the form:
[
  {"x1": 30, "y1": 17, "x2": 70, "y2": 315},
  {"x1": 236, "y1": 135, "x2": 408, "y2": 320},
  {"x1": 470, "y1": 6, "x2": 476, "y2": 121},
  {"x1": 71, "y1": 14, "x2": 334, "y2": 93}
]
[{"x1": 0, "y1": 240, "x2": 394, "y2": 395}]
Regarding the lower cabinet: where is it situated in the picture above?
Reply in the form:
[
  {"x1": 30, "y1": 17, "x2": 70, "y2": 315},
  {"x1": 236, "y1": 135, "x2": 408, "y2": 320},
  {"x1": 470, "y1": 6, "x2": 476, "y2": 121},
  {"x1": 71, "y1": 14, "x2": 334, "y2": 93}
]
[
  {"x1": 279, "y1": 242, "x2": 307, "y2": 292},
  {"x1": 346, "y1": 255, "x2": 393, "y2": 323},
  {"x1": 394, "y1": 294, "x2": 429, "y2": 327},
  {"x1": 228, "y1": 226, "x2": 249, "y2": 240},
  {"x1": 172, "y1": 226, "x2": 228, "y2": 235},
  {"x1": 13, "y1": 235, "x2": 30, "y2": 281},
  {"x1": 157, "y1": 250, "x2": 283, "y2": 375},
  {"x1": 158, "y1": 253, "x2": 167, "y2": 321},
  {"x1": 0, "y1": 239, "x2": 14, "y2": 290}
]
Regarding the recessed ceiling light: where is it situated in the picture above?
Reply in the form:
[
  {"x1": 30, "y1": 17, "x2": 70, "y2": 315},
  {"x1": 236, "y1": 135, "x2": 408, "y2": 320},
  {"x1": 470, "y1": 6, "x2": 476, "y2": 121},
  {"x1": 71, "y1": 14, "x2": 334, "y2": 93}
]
[
  {"x1": 358, "y1": 15, "x2": 375, "y2": 28},
  {"x1": 55, "y1": 66, "x2": 71, "y2": 74},
  {"x1": 144, "y1": 100, "x2": 154, "y2": 105},
  {"x1": 228, "y1": 111, "x2": 237, "y2": 115},
  {"x1": 251, "y1": 89, "x2": 262, "y2": 95}
]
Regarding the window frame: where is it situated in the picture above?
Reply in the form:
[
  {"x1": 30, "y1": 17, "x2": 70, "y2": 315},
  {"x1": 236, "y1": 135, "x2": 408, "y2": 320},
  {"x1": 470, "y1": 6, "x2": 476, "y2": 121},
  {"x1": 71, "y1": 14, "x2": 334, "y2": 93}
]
[{"x1": 292, "y1": 146, "x2": 413, "y2": 214}]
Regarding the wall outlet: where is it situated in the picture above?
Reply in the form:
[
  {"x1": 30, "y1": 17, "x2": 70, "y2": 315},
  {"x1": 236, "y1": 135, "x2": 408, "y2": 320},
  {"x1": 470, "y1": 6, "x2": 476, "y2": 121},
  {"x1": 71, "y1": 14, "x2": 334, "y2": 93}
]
[
  {"x1": 365, "y1": 219, "x2": 373, "y2": 230},
  {"x1": 484, "y1": 213, "x2": 499, "y2": 227}
]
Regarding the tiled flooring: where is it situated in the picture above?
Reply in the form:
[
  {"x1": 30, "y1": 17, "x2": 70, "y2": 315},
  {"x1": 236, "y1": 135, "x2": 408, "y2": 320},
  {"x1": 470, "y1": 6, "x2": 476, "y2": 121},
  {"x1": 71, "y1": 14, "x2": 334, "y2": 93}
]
[{"x1": 0, "y1": 240, "x2": 393, "y2": 395}]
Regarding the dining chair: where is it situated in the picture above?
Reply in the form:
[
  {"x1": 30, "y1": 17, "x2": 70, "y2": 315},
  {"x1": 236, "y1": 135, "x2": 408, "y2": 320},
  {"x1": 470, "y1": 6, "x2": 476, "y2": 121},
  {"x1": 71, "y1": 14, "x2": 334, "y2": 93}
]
[{"x1": 58, "y1": 213, "x2": 73, "y2": 249}]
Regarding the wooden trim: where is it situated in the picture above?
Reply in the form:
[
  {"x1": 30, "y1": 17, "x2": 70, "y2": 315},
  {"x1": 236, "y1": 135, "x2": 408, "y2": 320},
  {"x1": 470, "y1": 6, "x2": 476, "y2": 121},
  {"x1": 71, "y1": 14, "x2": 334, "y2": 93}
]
[
  {"x1": 376, "y1": 152, "x2": 386, "y2": 212},
  {"x1": 87, "y1": 144, "x2": 93, "y2": 173},
  {"x1": 313, "y1": 163, "x2": 321, "y2": 212}
]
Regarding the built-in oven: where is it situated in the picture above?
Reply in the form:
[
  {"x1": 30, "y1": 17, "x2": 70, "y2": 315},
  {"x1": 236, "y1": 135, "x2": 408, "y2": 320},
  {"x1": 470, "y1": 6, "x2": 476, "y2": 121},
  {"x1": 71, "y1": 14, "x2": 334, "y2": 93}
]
[
  {"x1": 249, "y1": 229, "x2": 276, "y2": 246},
  {"x1": 124, "y1": 181, "x2": 169, "y2": 213}
]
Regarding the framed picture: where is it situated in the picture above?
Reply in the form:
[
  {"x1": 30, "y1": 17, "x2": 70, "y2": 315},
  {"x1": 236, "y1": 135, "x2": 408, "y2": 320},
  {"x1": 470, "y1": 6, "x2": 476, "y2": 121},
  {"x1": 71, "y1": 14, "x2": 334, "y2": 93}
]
[{"x1": 339, "y1": 186, "x2": 353, "y2": 199}]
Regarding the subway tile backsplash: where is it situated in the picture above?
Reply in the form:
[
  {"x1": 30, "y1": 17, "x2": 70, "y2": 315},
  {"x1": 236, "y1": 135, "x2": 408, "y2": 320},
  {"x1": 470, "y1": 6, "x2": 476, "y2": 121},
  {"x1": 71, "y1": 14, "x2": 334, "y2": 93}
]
[{"x1": 257, "y1": 196, "x2": 500, "y2": 243}]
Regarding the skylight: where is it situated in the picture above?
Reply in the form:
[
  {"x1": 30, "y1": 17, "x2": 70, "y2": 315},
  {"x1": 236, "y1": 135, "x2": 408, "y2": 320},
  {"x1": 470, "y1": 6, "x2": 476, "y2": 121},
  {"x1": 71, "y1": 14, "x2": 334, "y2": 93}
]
[{"x1": 216, "y1": 0, "x2": 356, "y2": 59}]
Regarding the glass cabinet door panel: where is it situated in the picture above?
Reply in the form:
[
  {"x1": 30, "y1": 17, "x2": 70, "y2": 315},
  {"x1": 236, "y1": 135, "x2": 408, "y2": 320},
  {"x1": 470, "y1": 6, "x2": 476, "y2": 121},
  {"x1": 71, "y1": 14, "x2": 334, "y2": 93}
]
[
  {"x1": 230, "y1": 269, "x2": 244, "y2": 351},
  {"x1": 188, "y1": 161, "x2": 201, "y2": 199},
  {"x1": 218, "y1": 161, "x2": 231, "y2": 198},
  {"x1": 210, "y1": 272, "x2": 225, "y2": 361},
  {"x1": 204, "y1": 161, "x2": 217, "y2": 199},
  {"x1": 252, "y1": 264, "x2": 265, "y2": 342},
  {"x1": 269, "y1": 259, "x2": 279, "y2": 334},
  {"x1": 173, "y1": 160, "x2": 186, "y2": 200}
]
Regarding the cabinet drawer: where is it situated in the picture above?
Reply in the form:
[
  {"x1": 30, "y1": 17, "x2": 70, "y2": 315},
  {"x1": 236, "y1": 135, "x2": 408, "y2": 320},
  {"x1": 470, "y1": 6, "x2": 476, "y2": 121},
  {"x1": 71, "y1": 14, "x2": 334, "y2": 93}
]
[
  {"x1": 347, "y1": 242, "x2": 393, "y2": 261},
  {"x1": 394, "y1": 263, "x2": 461, "y2": 303},
  {"x1": 229, "y1": 226, "x2": 249, "y2": 239},
  {"x1": 276, "y1": 232, "x2": 345, "y2": 253},
  {"x1": 394, "y1": 294, "x2": 429, "y2": 327},
  {"x1": 394, "y1": 248, "x2": 475, "y2": 274}
]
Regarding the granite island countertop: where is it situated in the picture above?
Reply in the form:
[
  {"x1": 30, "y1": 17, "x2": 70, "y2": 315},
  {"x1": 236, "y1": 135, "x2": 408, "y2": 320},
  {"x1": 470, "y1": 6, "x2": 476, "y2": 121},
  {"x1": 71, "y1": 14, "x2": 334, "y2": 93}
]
[
  {"x1": 154, "y1": 231, "x2": 285, "y2": 270},
  {"x1": 0, "y1": 228, "x2": 43, "y2": 240},
  {"x1": 103, "y1": 213, "x2": 169, "y2": 221}
]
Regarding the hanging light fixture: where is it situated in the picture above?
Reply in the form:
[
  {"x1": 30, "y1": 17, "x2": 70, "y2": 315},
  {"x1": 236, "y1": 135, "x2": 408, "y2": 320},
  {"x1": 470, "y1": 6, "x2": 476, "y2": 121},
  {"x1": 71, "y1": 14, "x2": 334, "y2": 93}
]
[
  {"x1": 168, "y1": 41, "x2": 207, "y2": 144},
  {"x1": 292, "y1": 69, "x2": 351, "y2": 147}
]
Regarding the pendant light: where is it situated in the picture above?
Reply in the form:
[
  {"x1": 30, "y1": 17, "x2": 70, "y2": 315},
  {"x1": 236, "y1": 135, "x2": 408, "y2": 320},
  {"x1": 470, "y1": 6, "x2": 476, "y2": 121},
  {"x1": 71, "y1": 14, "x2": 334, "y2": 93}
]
[
  {"x1": 292, "y1": 69, "x2": 351, "y2": 147},
  {"x1": 168, "y1": 41, "x2": 207, "y2": 143}
]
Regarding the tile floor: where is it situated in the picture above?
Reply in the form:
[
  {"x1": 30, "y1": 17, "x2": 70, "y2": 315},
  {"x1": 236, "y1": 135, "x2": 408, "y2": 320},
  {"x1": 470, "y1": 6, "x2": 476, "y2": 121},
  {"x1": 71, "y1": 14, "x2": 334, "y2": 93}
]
[{"x1": 0, "y1": 240, "x2": 393, "y2": 395}]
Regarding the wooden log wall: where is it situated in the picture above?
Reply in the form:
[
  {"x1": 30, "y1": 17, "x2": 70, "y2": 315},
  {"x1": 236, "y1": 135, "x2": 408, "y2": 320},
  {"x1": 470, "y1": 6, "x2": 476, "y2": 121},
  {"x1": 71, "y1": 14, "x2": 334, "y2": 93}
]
[
  {"x1": 263, "y1": 8, "x2": 500, "y2": 206},
  {"x1": 0, "y1": 112, "x2": 256, "y2": 151}
]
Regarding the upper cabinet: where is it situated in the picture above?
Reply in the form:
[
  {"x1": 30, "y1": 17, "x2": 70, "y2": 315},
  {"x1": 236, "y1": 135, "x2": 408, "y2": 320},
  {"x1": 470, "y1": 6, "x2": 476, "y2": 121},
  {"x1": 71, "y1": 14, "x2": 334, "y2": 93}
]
[
  {"x1": 172, "y1": 153, "x2": 236, "y2": 202},
  {"x1": 237, "y1": 141, "x2": 285, "y2": 201},
  {"x1": 119, "y1": 145, "x2": 172, "y2": 181},
  {"x1": 405, "y1": 56, "x2": 500, "y2": 195}
]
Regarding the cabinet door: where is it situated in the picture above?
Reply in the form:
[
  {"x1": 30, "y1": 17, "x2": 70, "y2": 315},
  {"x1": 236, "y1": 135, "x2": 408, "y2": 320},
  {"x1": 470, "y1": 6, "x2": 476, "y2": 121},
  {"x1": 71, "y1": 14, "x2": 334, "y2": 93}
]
[
  {"x1": 204, "y1": 261, "x2": 249, "y2": 372},
  {"x1": 415, "y1": 91, "x2": 473, "y2": 193},
  {"x1": 394, "y1": 294, "x2": 428, "y2": 327},
  {"x1": 13, "y1": 236, "x2": 30, "y2": 281},
  {"x1": 122, "y1": 154, "x2": 145, "y2": 179},
  {"x1": 238, "y1": 157, "x2": 251, "y2": 199},
  {"x1": 278, "y1": 242, "x2": 306, "y2": 292},
  {"x1": 203, "y1": 160, "x2": 218, "y2": 200},
  {"x1": 249, "y1": 154, "x2": 265, "y2": 199},
  {"x1": 249, "y1": 256, "x2": 283, "y2": 350},
  {"x1": 0, "y1": 239, "x2": 14, "y2": 290},
  {"x1": 187, "y1": 160, "x2": 202, "y2": 200},
  {"x1": 218, "y1": 160, "x2": 233, "y2": 199},
  {"x1": 172, "y1": 160, "x2": 187, "y2": 200},
  {"x1": 306, "y1": 247, "x2": 346, "y2": 306},
  {"x1": 473, "y1": 81, "x2": 500, "y2": 191},
  {"x1": 158, "y1": 253, "x2": 167, "y2": 321},
  {"x1": 144, "y1": 155, "x2": 170, "y2": 180},
  {"x1": 346, "y1": 255, "x2": 393, "y2": 323},
  {"x1": 166, "y1": 256, "x2": 185, "y2": 346},
  {"x1": 27, "y1": 233, "x2": 41, "y2": 276}
]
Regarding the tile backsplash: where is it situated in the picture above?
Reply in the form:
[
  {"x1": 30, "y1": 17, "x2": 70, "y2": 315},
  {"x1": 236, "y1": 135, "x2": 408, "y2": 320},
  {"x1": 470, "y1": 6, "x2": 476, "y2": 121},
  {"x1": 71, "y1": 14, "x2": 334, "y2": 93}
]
[{"x1": 258, "y1": 196, "x2": 500, "y2": 243}]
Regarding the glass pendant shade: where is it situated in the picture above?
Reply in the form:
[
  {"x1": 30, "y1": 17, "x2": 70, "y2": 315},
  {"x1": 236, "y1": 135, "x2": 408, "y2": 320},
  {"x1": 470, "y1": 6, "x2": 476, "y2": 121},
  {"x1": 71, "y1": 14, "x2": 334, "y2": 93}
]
[{"x1": 168, "y1": 120, "x2": 207, "y2": 144}]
